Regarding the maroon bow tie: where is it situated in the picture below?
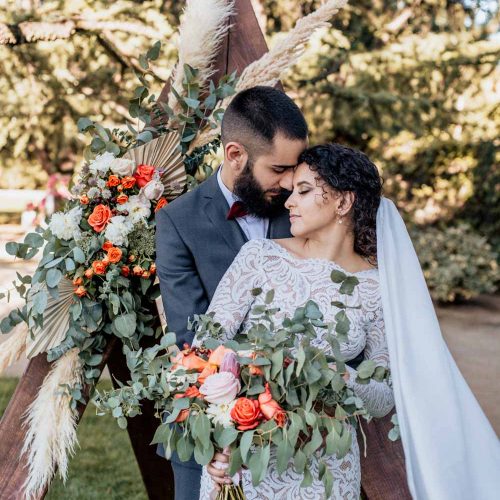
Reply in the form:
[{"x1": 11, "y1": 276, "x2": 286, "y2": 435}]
[{"x1": 227, "y1": 201, "x2": 248, "y2": 220}]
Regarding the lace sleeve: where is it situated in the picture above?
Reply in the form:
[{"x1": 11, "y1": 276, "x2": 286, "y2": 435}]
[
  {"x1": 346, "y1": 304, "x2": 395, "y2": 418},
  {"x1": 194, "y1": 240, "x2": 264, "y2": 345}
]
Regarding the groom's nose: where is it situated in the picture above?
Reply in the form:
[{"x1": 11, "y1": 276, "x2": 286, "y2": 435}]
[{"x1": 278, "y1": 170, "x2": 294, "y2": 191}]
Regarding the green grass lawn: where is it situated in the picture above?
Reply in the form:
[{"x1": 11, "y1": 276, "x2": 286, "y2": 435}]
[{"x1": 0, "y1": 378, "x2": 148, "y2": 499}]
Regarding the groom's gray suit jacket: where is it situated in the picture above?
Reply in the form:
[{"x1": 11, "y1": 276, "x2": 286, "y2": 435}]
[{"x1": 155, "y1": 172, "x2": 292, "y2": 349}]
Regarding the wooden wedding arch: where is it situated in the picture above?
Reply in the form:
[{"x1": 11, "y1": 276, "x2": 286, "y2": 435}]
[{"x1": 0, "y1": 1, "x2": 411, "y2": 498}]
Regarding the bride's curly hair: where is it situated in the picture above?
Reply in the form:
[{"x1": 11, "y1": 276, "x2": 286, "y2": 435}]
[{"x1": 298, "y1": 143, "x2": 382, "y2": 261}]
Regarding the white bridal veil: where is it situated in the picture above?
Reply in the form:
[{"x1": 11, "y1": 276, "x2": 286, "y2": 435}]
[{"x1": 376, "y1": 198, "x2": 500, "y2": 500}]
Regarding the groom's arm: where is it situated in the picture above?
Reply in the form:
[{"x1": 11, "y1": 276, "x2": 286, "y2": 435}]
[{"x1": 155, "y1": 208, "x2": 208, "y2": 347}]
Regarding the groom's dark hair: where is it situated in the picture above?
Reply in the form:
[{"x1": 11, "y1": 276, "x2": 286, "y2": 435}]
[{"x1": 221, "y1": 86, "x2": 308, "y2": 157}]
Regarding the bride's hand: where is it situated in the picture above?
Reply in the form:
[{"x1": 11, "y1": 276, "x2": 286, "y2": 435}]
[
  {"x1": 329, "y1": 362, "x2": 350, "y2": 382},
  {"x1": 207, "y1": 448, "x2": 232, "y2": 492}
]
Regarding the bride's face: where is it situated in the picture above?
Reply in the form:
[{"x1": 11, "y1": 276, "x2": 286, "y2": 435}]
[{"x1": 284, "y1": 163, "x2": 339, "y2": 237}]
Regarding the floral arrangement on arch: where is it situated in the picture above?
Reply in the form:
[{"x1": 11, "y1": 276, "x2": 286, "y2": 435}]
[{"x1": 0, "y1": 0, "x2": 348, "y2": 497}]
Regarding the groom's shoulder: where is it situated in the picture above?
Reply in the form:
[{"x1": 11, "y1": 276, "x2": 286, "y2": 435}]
[{"x1": 157, "y1": 178, "x2": 210, "y2": 224}]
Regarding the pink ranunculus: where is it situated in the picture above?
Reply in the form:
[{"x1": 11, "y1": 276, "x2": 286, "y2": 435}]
[
  {"x1": 220, "y1": 351, "x2": 240, "y2": 378},
  {"x1": 199, "y1": 371, "x2": 241, "y2": 405}
]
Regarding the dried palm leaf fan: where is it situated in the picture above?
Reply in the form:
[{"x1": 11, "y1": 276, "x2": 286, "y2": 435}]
[
  {"x1": 123, "y1": 131, "x2": 186, "y2": 200},
  {"x1": 25, "y1": 277, "x2": 75, "y2": 358}
]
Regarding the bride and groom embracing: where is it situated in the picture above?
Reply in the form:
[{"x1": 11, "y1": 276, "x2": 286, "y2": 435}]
[{"x1": 155, "y1": 86, "x2": 499, "y2": 499}]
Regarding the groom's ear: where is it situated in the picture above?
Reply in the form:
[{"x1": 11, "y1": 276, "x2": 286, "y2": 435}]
[{"x1": 224, "y1": 142, "x2": 248, "y2": 173}]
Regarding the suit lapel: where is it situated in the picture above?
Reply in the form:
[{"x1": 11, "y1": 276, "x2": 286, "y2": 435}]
[{"x1": 203, "y1": 174, "x2": 247, "y2": 253}]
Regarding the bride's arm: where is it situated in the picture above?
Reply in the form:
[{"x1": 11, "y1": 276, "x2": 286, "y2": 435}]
[
  {"x1": 192, "y1": 239, "x2": 264, "y2": 346},
  {"x1": 345, "y1": 306, "x2": 395, "y2": 418}
]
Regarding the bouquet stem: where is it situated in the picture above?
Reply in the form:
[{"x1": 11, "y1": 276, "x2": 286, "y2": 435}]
[{"x1": 216, "y1": 483, "x2": 246, "y2": 500}]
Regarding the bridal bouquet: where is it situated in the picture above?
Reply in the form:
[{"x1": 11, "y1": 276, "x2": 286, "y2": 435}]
[{"x1": 94, "y1": 287, "x2": 390, "y2": 499}]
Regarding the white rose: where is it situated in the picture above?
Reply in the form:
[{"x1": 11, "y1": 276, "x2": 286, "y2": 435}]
[
  {"x1": 110, "y1": 158, "x2": 135, "y2": 177},
  {"x1": 199, "y1": 372, "x2": 241, "y2": 405},
  {"x1": 141, "y1": 179, "x2": 164, "y2": 200}
]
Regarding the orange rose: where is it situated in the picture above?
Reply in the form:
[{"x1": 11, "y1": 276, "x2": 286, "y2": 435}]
[
  {"x1": 121, "y1": 176, "x2": 136, "y2": 189},
  {"x1": 72, "y1": 277, "x2": 83, "y2": 286},
  {"x1": 116, "y1": 193, "x2": 128, "y2": 205},
  {"x1": 84, "y1": 268, "x2": 94, "y2": 279},
  {"x1": 80, "y1": 195, "x2": 89, "y2": 205},
  {"x1": 121, "y1": 265, "x2": 130, "y2": 277},
  {"x1": 258, "y1": 383, "x2": 287, "y2": 427},
  {"x1": 150, "y1": 263, "x2": 156, "y2": 274},
  {"x1": 74, "y1": 286, "x2": 87, "y2": 297},
  {"x1": 134, "y1": 164, "x2": 155, "y2": 188},
  {"x1": 107, "y1": 247, "x2": 122, "y2": 263},
  {"x1": 141, "y1": 270, "x2": 151, "y2": 279},
  {"x1": 88, "y1": 204, "x2": 112, "y2": 233},
  {"x1": 133, "y1": 265, "x2": 143, "y2": 276},
  {"x1": 230, "y1": 398, "x2": 262, "y2": 430},
  {"x1": 128, "y1": 254, "x2": 136, "y2": 263},
  {"x1": 107, "y1": 175, "x2": 120, "y2": 187},
  {"x1": 102, "y1": 241, "x2": 113, "y2": 251},
  {"x1": 92, "y1": 260, "x2": 107, "y2": 275},
  {"x1": 184, "y1": 386, "x2": 202, "y2": 399},
  {"x1": 155, "y1": 197, "x2": 168, "y2": 212}
]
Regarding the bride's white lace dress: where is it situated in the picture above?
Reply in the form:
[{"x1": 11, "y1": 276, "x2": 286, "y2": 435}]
[{"x1": 198, "y1": 239, "x2": 394, "y2": 500}]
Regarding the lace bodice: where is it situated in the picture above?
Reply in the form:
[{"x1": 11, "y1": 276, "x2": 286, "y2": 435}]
[{"x1": 198, "y1": 239, "x2": 394, "y2": 499}]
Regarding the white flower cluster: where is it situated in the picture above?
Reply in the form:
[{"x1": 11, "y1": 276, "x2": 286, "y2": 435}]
[
  {"x1": 206, "y1": 401, "x2": 236, "y2": 428},
  {"x1": 103, "y1": 215, "x2": 134, "y2": 247},
  {"x1": 48, "y1": 206, "x2": 83, "y2": 241},
  {"x1": 118, "y1": 195, "x2": 151, "y2": 224}
]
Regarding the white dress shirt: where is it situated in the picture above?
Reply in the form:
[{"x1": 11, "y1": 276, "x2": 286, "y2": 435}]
[{"x1": 217, "y1": 166, "x2": 269, "y2": 240}]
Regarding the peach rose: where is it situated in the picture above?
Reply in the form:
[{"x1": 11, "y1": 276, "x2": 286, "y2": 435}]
[
  {"x1": 102, "y1": 241, "x2": 113, "y2": 251},
  {"x1": 172, "y1": 350, "x2": 209, "y2": 372},
  {"x1": 198, "y1": 364, "x2": 217, "y2": 385},
  {"x1": 107, "y1": 175, "x2": 120, "y2": 187},
  {"x1": 258, "y1": 383, "x2": 287, "y2": 427},
  {"x1": 92, "y1": 260, "x2": 107, "y2": 275},
  {"x1": 74, "y1": 286, "x2": 87, "y2": 297},
  {"x1": 249, "y1": 352, "x2": 264, "y2": 376},
  {"x1": 134, "y1": 164, "x2": 155, "y2": 188},
  {"x1": 72, "y1": 277, "x2": 83, "y2": 286},
  {"x1": 80, "y1": 195, "x2": 89, "y2": 205},
  {"x1": 208, "y1": 345, "x2": 235, "y2": 367},
  {"x1": 84, "y1": 268, "x2": 94, "y2": 279},
  {"x1": 88, "y1": 204, "x2": 112, "y2": 233},
  {"x1": 155, "y1": 197, "x2": 168, "y2": 212},
  {"x1": 230, "y1": 398, "x2": 262, "y2": 430},
  {"x1": 107, "y1": 247, "x2": 122, "y2": 264},
  {"x1": 121, "y1": 176, "x2": 137, "y2": 189},
  {"x1": 150, "y1": 263, "x2": 156, "y2": 274},
  {"x1": 121, "y1": 265, "x2": 130, "y2": 277},
  {"x1": 133, "y1": 265, "x2": 143, "y2": 276},
  {"x1": 116, "y1": 193, "x2": 128, "y2": 205}
]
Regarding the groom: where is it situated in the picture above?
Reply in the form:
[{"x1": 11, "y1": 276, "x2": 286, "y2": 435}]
[{"x1": 155, "y1": 86, "x2": 308, "y2": 499}]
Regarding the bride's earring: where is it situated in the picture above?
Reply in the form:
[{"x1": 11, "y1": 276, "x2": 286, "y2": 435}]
[{"x1": 337, "y1": 211, "x2": 343, "y2": 224}]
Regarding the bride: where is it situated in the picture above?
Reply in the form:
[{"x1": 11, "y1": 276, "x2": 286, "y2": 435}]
[{"x1": 197, "y1": 144, "x2": 499, "y2": 499}]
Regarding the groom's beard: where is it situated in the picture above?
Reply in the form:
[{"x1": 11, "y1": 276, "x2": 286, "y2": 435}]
[{"x1": 233, "y1": 160, "x2": 290, "y2": 218}]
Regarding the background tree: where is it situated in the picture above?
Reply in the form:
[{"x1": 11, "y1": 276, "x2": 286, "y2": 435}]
[{"x1": 1, "y1": 0, "x2": 498, "y2": 301}]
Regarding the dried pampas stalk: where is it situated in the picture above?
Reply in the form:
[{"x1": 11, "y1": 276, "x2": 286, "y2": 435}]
[
  {"x1": 0, "y1": 327, "x2": 28, "y2": 374},
  {"x1": 188, "y1": 0, "x2": 348, "y2": 152},
  {"x1": 22, "y1": 348, "x2": 83, "y2": 498},
  {"x1": 167, "y1": 0, "x2": 235, "y2": 116}
]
